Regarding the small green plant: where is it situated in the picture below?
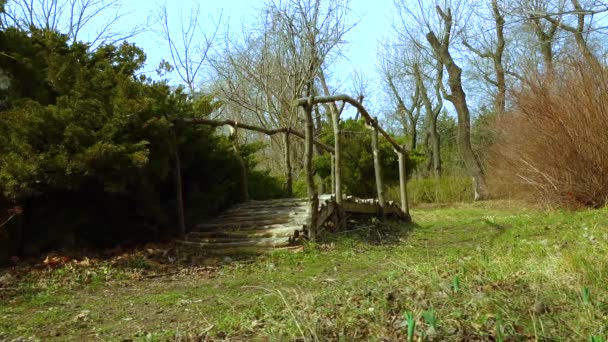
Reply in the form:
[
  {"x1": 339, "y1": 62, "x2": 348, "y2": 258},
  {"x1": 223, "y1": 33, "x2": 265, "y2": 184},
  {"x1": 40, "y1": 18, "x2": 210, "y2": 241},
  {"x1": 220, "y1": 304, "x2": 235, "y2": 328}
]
[
  {"x1": 422, "y1": 308, "x2": 437, "y2": 330},
  {"x1": 496, "y1": 312, "x2": 504, "y2": 342},
  {"x1": 453, "y1": 275, "x2": 460, "y2": 293},
  {"x1": 404, "y1": 311, "x2": 416, "y2": 342},
  {"x1": 582, "y1": 287, "x2": 592, "y2": 305},
  {"x1": 589, "y1": 336, "x2": 605, "y2": 342},
  {"x1": 482, "y1": 252, "x2": 490, "y2": 265}
]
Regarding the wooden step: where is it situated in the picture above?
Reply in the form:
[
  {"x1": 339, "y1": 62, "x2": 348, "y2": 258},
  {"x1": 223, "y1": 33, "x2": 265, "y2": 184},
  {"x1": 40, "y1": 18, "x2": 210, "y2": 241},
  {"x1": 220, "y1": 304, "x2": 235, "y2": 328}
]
[
  {"x1": 180, "y1": 237, "x2": 292, "y2": 249},
  {"x1": 187, "y1": 225, "x2": 303, "y2": 239},
  {"x1": 196, "y1": 217, "x2": 307, "y2": 230},
  {"x1": 218, "y1": 207, "x2": 309, "y2": 218}
]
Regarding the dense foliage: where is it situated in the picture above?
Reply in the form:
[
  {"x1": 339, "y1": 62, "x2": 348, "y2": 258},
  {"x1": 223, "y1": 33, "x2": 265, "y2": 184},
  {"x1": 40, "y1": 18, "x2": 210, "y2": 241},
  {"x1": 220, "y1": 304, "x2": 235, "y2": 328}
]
[{"x1": 0, "y1": 28, "x2": 281, "y2": 256}]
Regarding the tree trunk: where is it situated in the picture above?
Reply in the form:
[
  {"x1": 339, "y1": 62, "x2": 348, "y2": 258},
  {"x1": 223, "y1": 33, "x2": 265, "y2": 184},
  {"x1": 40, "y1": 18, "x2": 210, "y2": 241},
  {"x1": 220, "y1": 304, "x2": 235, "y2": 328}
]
[
  {"x1": 283, "y1": 131, "x2": 293, "y2": 197},
  {"x1": 370, "y1": 121, "x2": 386, "y2": 221},
  {"x1": 427, "y1": 19, "x2": 488, "y2": 200},
  {"x1": 414, "y1": 63, "x2": 442, "y2": 178},
  {"x1": 491, "y1": 0, "x2": 506, "y2": 115}
]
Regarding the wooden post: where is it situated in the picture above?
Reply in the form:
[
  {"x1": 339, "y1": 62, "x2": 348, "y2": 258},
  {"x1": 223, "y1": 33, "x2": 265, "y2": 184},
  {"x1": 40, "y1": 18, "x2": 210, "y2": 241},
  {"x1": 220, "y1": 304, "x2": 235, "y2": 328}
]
[
  {"x1": 330, "y1": 152, "x2": 336, "y2": 196},
  {"x1": 331, "y1": 105, "x2": 342, "y2": 205},
  {"x1": 164, "y1": 112, "x2": 186, "y2": 239},
  {"x1": 304, "y1": 97, "x2": 319, "y2": 241},
  {"x1": 283, "y1": 130, "x2": 293, "y2": 197},
  {"x1": 231, "y1": 125, "x2": 249, "y2": 201},
  {"x1": 397, "y1": 144, "x2": 411, "y2": 221},
  {"x1": 370, "y1": 117, "x2": 386, "y2": 221},
  {"x1": 170, "y1": 129, "x2": 186, "y2": 239}
]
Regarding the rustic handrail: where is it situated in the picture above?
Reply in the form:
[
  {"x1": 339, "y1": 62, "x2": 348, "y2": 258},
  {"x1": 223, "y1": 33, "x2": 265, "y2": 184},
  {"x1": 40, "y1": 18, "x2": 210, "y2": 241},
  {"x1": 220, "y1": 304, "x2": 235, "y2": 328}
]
[
  {"x1": 292, "y1": 95, "x2": 406, "y2": 153},
  {"x1": 182, "y1": 118, "x2": 334, "y2": 153},
  {"x1": 293, "y1": 94, "x2": 411, "y2": 232}
]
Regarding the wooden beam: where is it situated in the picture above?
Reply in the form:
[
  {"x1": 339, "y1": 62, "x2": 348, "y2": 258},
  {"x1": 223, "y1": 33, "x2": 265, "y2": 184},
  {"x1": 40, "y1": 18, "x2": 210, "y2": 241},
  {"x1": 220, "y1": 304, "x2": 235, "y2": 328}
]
[
  {"x1": 292, "y1": 95, "x2": 405, "y2": 153},
  {"x1": 181, "y1": 118, "x2": 334, "y2": 153},
  {"x1": 396, "y1": 144, "x2": 411, "y2": 221},
  {"x1": 369, "y1": 119, "x2": 386, "y2": 221},
  {"x1": 331, "y1": 109, "x2": 343, "y2": 204},
  {"x1": 283, "y1": 132, "x2": 293, "y2": 197},
  {"x1": 303, "y1": 98, "x2": 318, "y2": 241}
]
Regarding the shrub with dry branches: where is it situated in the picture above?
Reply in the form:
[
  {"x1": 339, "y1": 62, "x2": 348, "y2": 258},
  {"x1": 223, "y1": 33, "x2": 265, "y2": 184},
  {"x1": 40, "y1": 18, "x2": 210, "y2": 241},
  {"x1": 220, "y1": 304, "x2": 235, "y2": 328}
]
[{"x1": 489, "y1": 61, "x2": 608, "y2": 208}]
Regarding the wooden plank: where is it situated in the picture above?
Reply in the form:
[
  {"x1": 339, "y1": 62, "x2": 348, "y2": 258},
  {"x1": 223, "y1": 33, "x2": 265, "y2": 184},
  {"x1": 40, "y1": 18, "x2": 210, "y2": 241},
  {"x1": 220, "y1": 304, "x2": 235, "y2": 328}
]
[
  {"x1": 187, "y1": 225, "x2": 303, "y2": 239},
  {"x1": 180, "y1": 237, "x2": 292, "y2": 249}
]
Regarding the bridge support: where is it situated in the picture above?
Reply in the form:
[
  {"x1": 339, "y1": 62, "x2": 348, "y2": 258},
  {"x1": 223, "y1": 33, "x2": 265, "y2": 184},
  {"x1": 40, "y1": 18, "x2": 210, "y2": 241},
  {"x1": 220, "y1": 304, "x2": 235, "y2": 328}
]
[
  {"x1": 303, "y1": 96, "x2": 318, "y2": 241},
  {"x1": 283, "y1": 130, "x2": 293, "y2": 197},
  {"x1": 369, "y1": 118, "x2": 386, "y2": 221},
  {"x1": 396, "y1": 144, "x2": 411, "y2": 221}
]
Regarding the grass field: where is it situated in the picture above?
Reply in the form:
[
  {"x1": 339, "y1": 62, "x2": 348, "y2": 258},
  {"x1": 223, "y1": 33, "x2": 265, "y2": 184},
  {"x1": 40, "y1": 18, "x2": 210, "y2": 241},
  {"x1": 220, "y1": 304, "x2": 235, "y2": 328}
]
[{"x1": 1, "y1": 200, "x2": 607, "y2": 341}]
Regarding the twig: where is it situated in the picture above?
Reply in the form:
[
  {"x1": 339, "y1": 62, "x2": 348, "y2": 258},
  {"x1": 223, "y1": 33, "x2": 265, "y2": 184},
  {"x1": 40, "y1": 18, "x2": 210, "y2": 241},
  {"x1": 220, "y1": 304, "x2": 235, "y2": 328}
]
[{"x1": 0, "y1": 214, "x2": 16, "y2": 230}]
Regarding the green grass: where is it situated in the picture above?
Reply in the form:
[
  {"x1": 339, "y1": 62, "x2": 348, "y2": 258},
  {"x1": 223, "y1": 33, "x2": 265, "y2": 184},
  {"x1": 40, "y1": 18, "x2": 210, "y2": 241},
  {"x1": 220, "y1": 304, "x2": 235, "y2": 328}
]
[{"x1": 1, "y1": 200, "x2": 608, "y2": 341}]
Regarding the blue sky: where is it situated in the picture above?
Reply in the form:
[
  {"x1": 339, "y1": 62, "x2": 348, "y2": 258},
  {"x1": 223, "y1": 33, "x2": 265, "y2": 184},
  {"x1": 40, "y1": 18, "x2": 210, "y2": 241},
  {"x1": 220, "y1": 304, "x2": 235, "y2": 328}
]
[{"x1": 116, "y1": 0, "x2": 395, "y2": 111}]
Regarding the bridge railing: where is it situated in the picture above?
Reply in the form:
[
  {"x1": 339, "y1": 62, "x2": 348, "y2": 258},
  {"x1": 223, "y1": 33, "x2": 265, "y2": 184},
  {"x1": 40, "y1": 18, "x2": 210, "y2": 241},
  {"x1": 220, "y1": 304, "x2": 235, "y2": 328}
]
[{"x1": 293, "y1": 95, "x2": 411, "y2": 240}]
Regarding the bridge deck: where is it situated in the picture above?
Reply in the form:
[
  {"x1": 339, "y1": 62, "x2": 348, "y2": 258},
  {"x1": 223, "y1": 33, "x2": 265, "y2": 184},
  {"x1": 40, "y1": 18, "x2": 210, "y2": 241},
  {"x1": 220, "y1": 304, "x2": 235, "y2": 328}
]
[{"x1": 180, "y1": 195, "x2": 406, "y2": 254}]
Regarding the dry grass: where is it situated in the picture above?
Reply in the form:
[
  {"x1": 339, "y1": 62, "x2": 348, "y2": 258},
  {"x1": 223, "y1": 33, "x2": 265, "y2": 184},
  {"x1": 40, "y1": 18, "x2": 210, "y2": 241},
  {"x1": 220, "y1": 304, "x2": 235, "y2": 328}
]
[{"x1": 489, "y1": 61, "x2": 608, "y2": 208}]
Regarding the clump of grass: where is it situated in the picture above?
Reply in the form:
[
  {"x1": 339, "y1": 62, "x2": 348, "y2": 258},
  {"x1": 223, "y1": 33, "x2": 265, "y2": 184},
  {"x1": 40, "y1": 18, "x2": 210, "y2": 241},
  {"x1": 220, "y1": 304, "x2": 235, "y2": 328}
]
[
  {"x1": 453, "y1": 275, "x2": 461, "y2": 293},
  {"x1": 582, "y1": 287, "x2": 592, "y2": 305},
  {"x1": 496, "y1": 312, "x2": 505, "y2": 342},
  {"x1": 404, "y1": 311, "x2": 416, "y2": 342},
  {"x1": 422, "y1": 308, "x2": 437, "y2": 330}
]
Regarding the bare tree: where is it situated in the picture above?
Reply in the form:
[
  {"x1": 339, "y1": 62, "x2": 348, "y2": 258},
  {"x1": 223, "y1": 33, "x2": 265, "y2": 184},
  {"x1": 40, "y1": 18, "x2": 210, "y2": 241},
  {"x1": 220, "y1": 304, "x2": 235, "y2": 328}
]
[
  {"x1": 540, "y1": 0, "x2": 607, "y2": 68},
  {"x1": 159, "y1": 3, "x2": 222, "y2": 94},
  {"x1": 462, "y1": 0, "x2": 507, "y2": 115},
  {"x1": 393, "y1": 0, "x2": 489, "y2": 199},
  {"x1": 414, "y1": 59, "x2": 443, "y2": 178},
  {"x1": 1, "y1": 0, "x2": 144, "y2": 48},
  {"x1": 212, "y1": 0, "x2": 353, "y2": 200},
  {"x1": 378, "y1": 43, "x2": 422, "y2": 150}
]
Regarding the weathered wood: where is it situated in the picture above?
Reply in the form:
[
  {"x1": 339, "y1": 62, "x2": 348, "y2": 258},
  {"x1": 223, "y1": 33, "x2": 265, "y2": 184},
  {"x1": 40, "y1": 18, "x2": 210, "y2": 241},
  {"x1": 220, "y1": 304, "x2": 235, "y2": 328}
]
[
  {"x1": 182, "y1": 118, "x2": 334, "y2": 153},
  {"x1": 283, "y1": 131, "x2": 293, "y2": 196},
  {"x1": 319, "y1": 73, "x2": 343, "y2": 205},
  {"x1": 169, "y1": 128, "x2": 186, "y2": 239},
  {"x1": 330, "y1": 153, "x2": 336, "y2": 195},
  {"x1": 183, "y1": 237, "x2": 292, "y2": 249},
  {"x1": 303, "y1": 97, "x2": 319, "y2": 241},
  {"x1": 397, "y1": 144, "x2": 411, "y2": 221},
  {"x1": 188, "y1": 225, "x2": 303, "y2": 239},
  {"x1": 369, "y1": 119, "x2": 386, "y2": 221}
]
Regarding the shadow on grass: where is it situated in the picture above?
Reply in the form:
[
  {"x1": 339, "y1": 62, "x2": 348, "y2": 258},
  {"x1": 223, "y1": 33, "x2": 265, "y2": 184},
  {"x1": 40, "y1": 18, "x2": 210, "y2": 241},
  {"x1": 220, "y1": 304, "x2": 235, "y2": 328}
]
[{"x1": 321, "y1": 216, "x2": 421, "y2": 247}]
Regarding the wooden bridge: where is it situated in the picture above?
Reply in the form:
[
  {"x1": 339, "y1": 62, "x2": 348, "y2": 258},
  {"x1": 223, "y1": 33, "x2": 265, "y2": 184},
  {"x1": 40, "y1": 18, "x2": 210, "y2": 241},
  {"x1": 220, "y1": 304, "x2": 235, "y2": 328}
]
[
  {"x1": 175, "y1": 94, "x2": 412, "y2": 254},
  {"x1": 180, "y1": 195, "x2": 408, "y2": 254}
]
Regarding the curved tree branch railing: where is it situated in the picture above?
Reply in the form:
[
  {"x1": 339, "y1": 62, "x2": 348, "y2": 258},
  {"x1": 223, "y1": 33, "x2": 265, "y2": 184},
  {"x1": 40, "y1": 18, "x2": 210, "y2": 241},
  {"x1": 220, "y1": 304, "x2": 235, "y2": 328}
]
[{"x1": 293, "y1": 94, "x2": 411, "y2": 238}]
